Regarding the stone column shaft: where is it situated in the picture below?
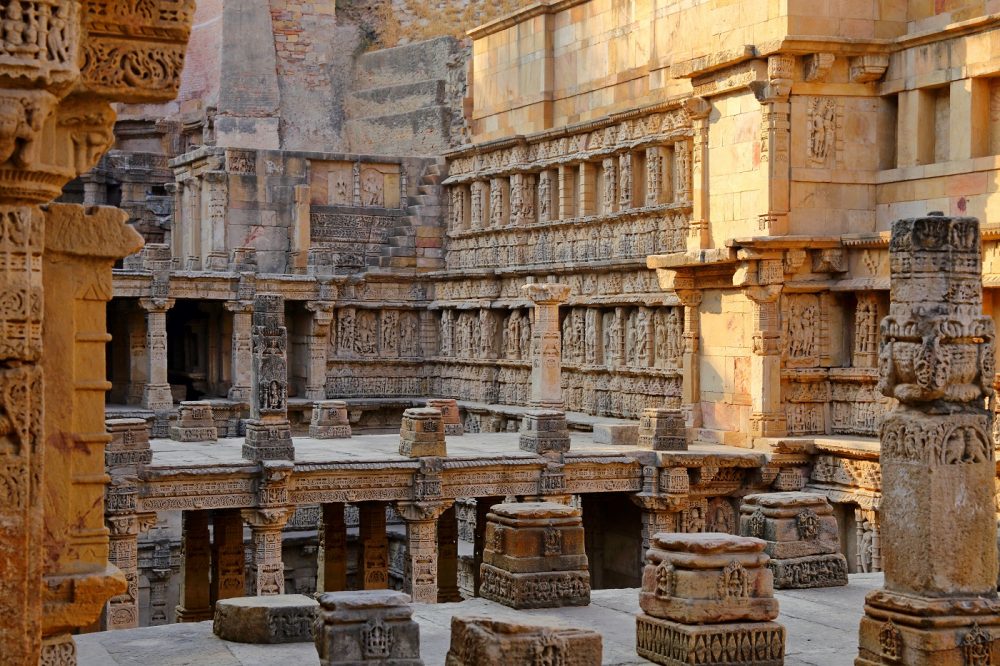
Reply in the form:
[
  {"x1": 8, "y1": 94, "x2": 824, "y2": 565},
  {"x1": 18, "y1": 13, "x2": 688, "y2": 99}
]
[
  {"x1": 305, "y1": 302, "x2": 334, "y2": 401},
  {"x1": 359, "y1": 503, "x2": 389, "y2": 590},
  {"x1": 211, "y1": 509, "x2": 246, "y2": 603},
  {"x1": 676, "y1": 288, "x2": 702, "y2": 428},
  {"x1": 746, "y1": 281, "x2": 785, "y2": 438},
  {"x1": 318, "y1": 503, "x2": 347, "y2": 592},
  {"x1": 176, "y1": 511, "x2": 212, "y2": 621},
  {"x1": 437, "y1": 503, "x2": 461, "y2": 602},
  {"x1": 857, "y1": 214, "x2": 1000, "y2": 665},
  {"x1": 523, "y1": 283, "x2": 571, "y2": 409},
  {"x1": 242, "y1": 508, "x2": 292, "y2": 596},
  {"x1": 226, "y1": 301, "x2": 253, "y2": 402},
  {"x1": 396, "y1": 501, "x2": 451, "y2": 603},
  {"x1": 103, "y1": 515, "x2": 139, "y2": 630},
  {"x1": 140, "y1": 297, "x2": 175, "y2": 418}
]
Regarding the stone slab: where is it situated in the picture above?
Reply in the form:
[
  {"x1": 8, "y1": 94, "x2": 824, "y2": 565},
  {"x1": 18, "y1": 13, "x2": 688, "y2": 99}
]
[
  {"x1": 213, "y1": 595, "x2": 318, "y2": 644},
  {"x1": 592, "y1": 423, "x2": 639, "y2": 446},
  {"x1": 770, "y1": 553, "x2": 848, "y2": 590}
]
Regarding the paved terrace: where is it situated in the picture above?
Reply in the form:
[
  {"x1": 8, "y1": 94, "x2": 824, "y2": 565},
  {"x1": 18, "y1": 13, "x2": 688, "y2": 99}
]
[
  {"x1": 78, "y1": 573, "x2": 881, "y2": 665},
  {"x1": 136, "y1": 430, "x2": 793, "y2": 511}
]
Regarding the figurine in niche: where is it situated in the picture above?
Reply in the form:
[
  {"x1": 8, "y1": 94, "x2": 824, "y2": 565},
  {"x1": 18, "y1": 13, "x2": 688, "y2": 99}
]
[{"x1": 360, "y1": 169, "x2": 384, "y2": 206}]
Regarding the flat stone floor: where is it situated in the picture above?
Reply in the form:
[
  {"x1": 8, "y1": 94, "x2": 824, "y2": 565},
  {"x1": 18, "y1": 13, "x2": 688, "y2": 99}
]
[
  {"x1": 146, "y1": 431, "x2": 767, "y2": 467},
  {"x1": 77, "y1": 573, "x2": 882, "y2": 665}
]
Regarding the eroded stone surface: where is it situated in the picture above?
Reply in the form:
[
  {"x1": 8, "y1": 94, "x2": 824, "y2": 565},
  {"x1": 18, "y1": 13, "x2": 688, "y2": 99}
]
[
  {"x1": 213, "y1": 594, "x2": 318, "y2": 644},
  {"x1": 400, "y1": 407, "x2": 447, "y2": 457}
]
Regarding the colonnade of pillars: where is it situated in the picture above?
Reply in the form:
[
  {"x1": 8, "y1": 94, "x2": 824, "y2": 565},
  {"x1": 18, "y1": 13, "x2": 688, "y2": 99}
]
[{"x1": 171, "y1": 501, "x2": 466, "y2": 622}]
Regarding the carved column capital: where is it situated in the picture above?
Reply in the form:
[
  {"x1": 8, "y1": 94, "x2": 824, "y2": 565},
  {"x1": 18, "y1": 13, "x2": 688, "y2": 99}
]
[
  {"x1": 139, "y1": 296, "x2": 175, "y2": 313},
  {"x1": 675, "y1": 289, "x2": 702, "y2": 308},
  {"x1": 241, "y1": 506, "x2": 294, "y2": 530},
  {"x1": 395, "y1": 499, "x2": 453, "y2": 523}
]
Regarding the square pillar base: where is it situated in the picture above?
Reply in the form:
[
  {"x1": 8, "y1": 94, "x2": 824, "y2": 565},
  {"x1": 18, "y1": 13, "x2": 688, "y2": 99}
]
[
  {"x1": 519, "y1": 410, "x2": 570, "y2": 454},
  {"x1": 479, "y1": 564, "x2": 590, "y2": 609},
  {"x1": 243, "y1": 419, "x2": 294, "y2": 461},
  {"x1": 636, "y1": 614, "x2": 785, "y2": 666}
]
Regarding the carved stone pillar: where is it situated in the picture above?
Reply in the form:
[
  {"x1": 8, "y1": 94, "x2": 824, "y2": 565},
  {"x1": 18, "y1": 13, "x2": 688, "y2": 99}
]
[
  {"x1": 140, "y1": 296, "x2": 175, "y2": 433},
  {"x1": 103, "y1": 418, "x2": 153, "y2": 631},
  {"x1": 126, "y1": 310, "x2": 149, "y2": 405},
  {"x1": 318, "y1": 503, "x2": 347, "y2": 592},
  {"x1": 359, "y1": 502, "x2": 389, "y2": 590},
  {"x1": 305, "y1": 301, "x2": 334, "y2": 400},
  {"x1": 242, "y1": 507, "x2": 293, "y2": 596},
  {"x1": 467, "y1": 180, "x2": 483, "y2": 230},
  {"x1": 857, "y1": 215, "x2": 1000, "y2": 665},
  {"x1": 472, "y1": 497, "x2": 503, "y2": 597},
  {"x1": 537, "y1": 169, "x2": 556, "y2": 223},
  {"x1": 675, "y1": 284, "x2": 702, "y2": 428},
  {"x1": 437, "y1": 503, "x2": 461, "y2": 602},
  {"x1": 396, "y1": 500, "x2": 452, "y2": 603},
  {"x1": 684, "y1": 97, "x2": 711, "y2": 250},
  {"x1": 755, "y1": 55, "x2": 793, "y2": 237},
  {"x1": 632, "y1": 466, "x2": 688, "y2": 573},
  {"x1": 243, "y1": 293, "x2": 294, "y2": 461},
  {"x1": 509, "y1": 173, "x2": 535, "y2": 226},
  {"x1": 202, "y1": 171, "x2": 229, "y2": 270},
  {"x1": 746, "y1": 279, "x2": 786, "y2": 439},
  {"x1": 226, "y1": 299, "x2": 253, "y2": 402},
  {"x1": 523, "y1": 283, "x2": 571, "y2": 409},
  {"x1": 176, "y1": 511, "x2": 213, "y2": 622},
  {"x1": 852, "y1": 292, "x2": 879, "y2": 369},
  {"x1": 211, "y1": 510, "x2": 246, "y2": 603}
]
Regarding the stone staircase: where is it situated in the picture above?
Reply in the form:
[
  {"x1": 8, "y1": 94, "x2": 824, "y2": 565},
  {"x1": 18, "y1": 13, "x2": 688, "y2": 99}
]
[
  {"x1": 346, "y1": 36, "x2": 462, "y2": 156},
  {"x1": 384, "y1": 157, "x2": 448, "y2": 271}
]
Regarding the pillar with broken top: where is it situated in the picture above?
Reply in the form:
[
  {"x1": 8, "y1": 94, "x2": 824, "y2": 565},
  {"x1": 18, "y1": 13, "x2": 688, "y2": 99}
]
[{"x1": 856, "y1": 213, "x2": 1000, "y2": 664}]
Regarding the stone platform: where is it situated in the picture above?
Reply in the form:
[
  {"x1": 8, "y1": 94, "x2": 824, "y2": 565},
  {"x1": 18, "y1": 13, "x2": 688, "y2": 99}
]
[{"x1": 77, "y1": 575, "x2": 884, "y2": 665}]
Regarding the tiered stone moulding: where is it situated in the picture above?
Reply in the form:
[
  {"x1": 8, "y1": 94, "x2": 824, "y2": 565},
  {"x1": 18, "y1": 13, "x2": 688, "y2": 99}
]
[
  {"x1": 310, "y1": 400, "x2": 352, "y2": 439},
  {"x1": 169, "y1": 400, "x2": 218, "y2": 442},
  {"x1": 479, "y1": 502, "x2": 590, "y2": 609},
  {"x1": 636, "y1": 532, "x2": 785, "y2": 666},
  {"x1": 638, "y1": 407, "x2": 686, "y2": 450},
  {"x1": 445, "y1": 615, "x2": 602, "y2": 665},
  {"x1": 399, "y1": 407, "x2": 447, "y2": 457},
  {"x1": 518, "y1": 409, "x2": 571, "y2": 454},
  {"x1": 739, "y1": 492, "x2": 848, "y2": 589},
  {"x1": 426, "y1": 398, "x2": 463, "y2": 435},
  {"x1": 212, "y1": 594, "x2": 318, "y2": 644},
  {"x1": 314, "y1": 590, "x2": 423, "y2": 666}
]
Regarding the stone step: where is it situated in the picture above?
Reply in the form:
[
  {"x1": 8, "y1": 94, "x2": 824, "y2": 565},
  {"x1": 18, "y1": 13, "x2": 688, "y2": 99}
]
[
  {"x1": 346, "y1": 106, "x2": 452, "y2": 156},
  {"x1": 354, "y1": 36, "x2": 459, "y2": 90},
  {"x1": 346, "y1": 79, "x2": 447, "y2": 118}
]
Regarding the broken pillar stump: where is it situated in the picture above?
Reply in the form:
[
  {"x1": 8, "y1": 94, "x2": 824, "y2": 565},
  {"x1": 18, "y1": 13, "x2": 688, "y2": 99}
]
[
  {"x1": 636, "y1": 532, "x2": 785, "y2": 666},
  {"x1": 314, "y1": 590, "x2": 423, "y2": 666},
  {"x1": 311, "y1": 400, "x2": 351, "y2": 439},
  {"x1": 169, "y1": 401, "x2": 218, "y2": 442},
  {"x1": 479, "y1": 501, "x2": 590, "y2": 609},
  {"x1": 213, "y1": 594, "x2": 318, "y2": 644},
  {"x1": 740, "y1": 492, "x2": 848, "y2": 589},
  {"x1": 445, "y1": 615, "x2": 602, "y2": 665}
]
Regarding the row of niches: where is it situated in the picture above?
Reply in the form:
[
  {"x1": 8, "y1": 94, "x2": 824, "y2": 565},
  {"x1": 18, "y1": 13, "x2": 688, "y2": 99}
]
[
  {"x1": 446, "y1": 141, "x2": 692, "y2": 234},
  {"x1": 443, "y1": 211, "x2": 689, "y2": 270},
  {"x1": 425, "y1": 364, "x2": 681, "y2": 418},
  {"x1": 332, "y1": 308, "x2": 422, "y2": 358},
  {"x1": 435, "y1": 305, "x2": 683, "y2": 370}
]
